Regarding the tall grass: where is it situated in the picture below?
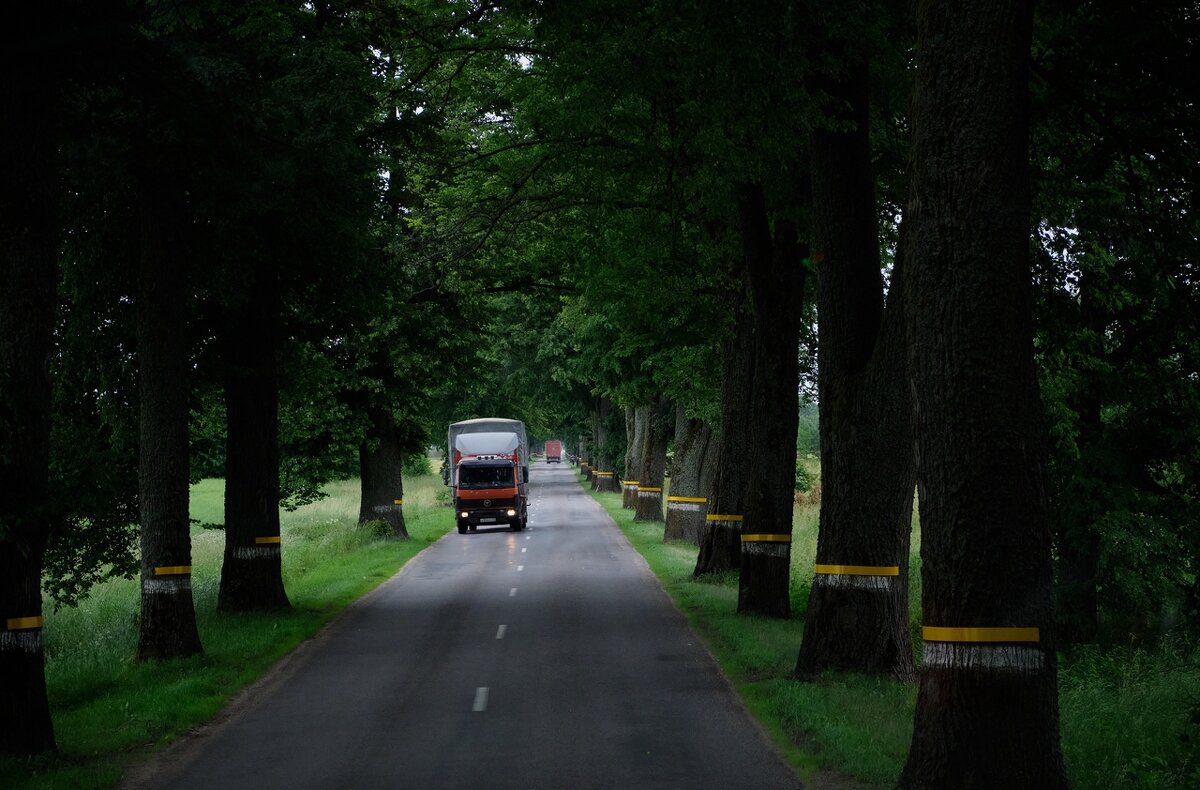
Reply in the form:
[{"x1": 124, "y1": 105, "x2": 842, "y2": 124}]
[
  {"x1": 586, "y1": 467, "x2": 1200, "y2": 788},
  {"x1": 3, "y1": 471, "x2": 453, "y2": 790},
  {"x1": 1059, "y1": 642, "x2": 1200, "y2": 789}
]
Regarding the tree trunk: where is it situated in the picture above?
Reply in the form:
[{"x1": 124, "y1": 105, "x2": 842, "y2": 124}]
[
  {"x1": 797, "y1": 271, "x2": 915, "y2": 677},
  {"x1": 591, "y1": 397, "x2": 619, "y2": 493},
  {"x1": 665, "y1": 405, "x2": 715, "y2": 544},
  {"x1": 634, "y1": 396, "x2": 670, "y2": 522},
  {"x1": 795, "y1": 56, "x2": 915, "y2": 678},
  {"x1": 622, "y1": 405, "x2": 645, "y2": 508},
  {"x1": 135, "y1": 178, "x2": 203, "y2": 661},
  {"x1": 695, "y1": 273, "x2": 754, "y2": 576},
  {"x1": 737, "y1": 186, "x2": 807, "y2": 618},
  {"x1": 578, "y1": 432, "x2": 591, "y2": 479},
  {"x1": 218, "y1": 268, "x2": 291, "y2": 612},
  {"x1": 358, "y1": 406, "x2": 408, "y2": 538},
  {"x1": 0, "y1": 33, "x2": 58, "y2": 750},
  {"x1": 900, "y1": 1, "x2": 1066, "y2": 785}
]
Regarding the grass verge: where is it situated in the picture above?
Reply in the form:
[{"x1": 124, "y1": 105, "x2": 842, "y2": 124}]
[
  {"x1": 2, "y1": 472, "x2": 453, "y2": 790},
  {"x1": 578, "y1": 468, "x2": 1200, "y2": 789}
]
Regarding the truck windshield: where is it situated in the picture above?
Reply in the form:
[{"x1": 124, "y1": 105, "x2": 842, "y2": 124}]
[{"x1": 459, "y1": 465, "x2": 513, "y2": 488}]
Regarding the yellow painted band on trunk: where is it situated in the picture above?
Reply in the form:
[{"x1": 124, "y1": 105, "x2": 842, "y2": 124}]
[
  {"x1": 922, "y1": 626, "x2": 1041, "y2": 643},
  {"x1": 393, "y1": 499, "x2": 403, "y2": 505},
  {"x1": 814, "y1": 564, "x2": 900, "y2": 576},
  {"x1": 153, "y1": 565, "x2": 192, "y2": 576},
  {"x1": 623, "y1": 481, "x2": 640, "y2": 486},
  {"x1": 639, "y1": 487, "x2": 663, "y2": 493},
  {"x1": 593, "y1": 471, "x2": 613, "y2": 476},
  {"x1": 668, "y1": 496, "x2": 707, "y2": 503},
  {"x1": 6, "y1": 616, "x2": 44, "y2": 630},
  {"x1": 741, "y1": 533, "x2": 791, "y2": 542},
  {"x1": 255, "y1": 536, "x2": 282, "y2": 545},
  {"x1": 705, "y1": 514, "x2": 744, "y2": 522}
]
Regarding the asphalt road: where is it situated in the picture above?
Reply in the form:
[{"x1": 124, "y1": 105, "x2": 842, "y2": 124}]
[{"x1": 122, "y1": 463, "x2": 802, "y2": 790}]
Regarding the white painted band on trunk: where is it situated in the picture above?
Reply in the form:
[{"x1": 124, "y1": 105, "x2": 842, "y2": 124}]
[
  {"x1": 637, "y1": 490, "x2": 662, "y2": 497},
  {"x1": 922, "y1": 642, "x2": 1046, "y2": 673},
  {"x1": 667, "y1": 501, "x2": 704, "y2": 512},
  {"x1": 813, "y1": 573, "x2": 894, "y2": 591},
  {"x1": 0, "y1": 630, "x2": 42, "y2": 653},
  {"x1": 740, "y1": 541, "x2": 790, "y2": 558},
  {"x1": 372, "y1": 504, "x2": 402, "y2": 514},
  {"x1": 143, "y1": 577, "x2": 193, "y2": 593},
  {"x1": 232, "y1": 546, "x2": 281, "y2": 560}
]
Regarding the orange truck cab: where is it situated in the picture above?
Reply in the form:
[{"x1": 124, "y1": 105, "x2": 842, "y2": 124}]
[{"x1": 448, "y1": 419, "x2": 529, "y2": 534}]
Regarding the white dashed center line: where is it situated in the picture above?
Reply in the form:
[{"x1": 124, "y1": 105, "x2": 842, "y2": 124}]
[
  {"x1": 509, "y1": 587, "x2": 518, "y2": 597},
  {"x1": 473, "y1": 687, "x2": 489, "y2": 712},
  {"x1": 496, "y1": 624, "x2": 507, "y2": 639}
]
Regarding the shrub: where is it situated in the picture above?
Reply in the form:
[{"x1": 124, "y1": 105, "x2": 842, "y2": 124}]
[
  {"x1": 360, "y1": 519, "x2": 395, "y2": 539},
  {"x1": 403, "y1": 453, "x2": 433, "y2": 477},
  {"x1": 795, "y1": 460, "x2": 811, "y2": 492}
]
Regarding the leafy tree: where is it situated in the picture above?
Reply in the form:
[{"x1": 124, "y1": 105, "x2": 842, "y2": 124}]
[
  {"x1": 1031, "y1": 0, "x2": 1200, "y2": 644},
  {"x1": 166, "y1": 1, "x2": 382, "y2": 611},
  {"x1": 123, "y1": 0, "x2": 212, "y2": 659},
  {"x1": 410, "y1": 0, "x2": 733, "y2": 492}
]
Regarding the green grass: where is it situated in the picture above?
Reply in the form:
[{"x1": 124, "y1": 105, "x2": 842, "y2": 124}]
[
  {"x1": 581, "y1": 468, "x2": 1200, "y2": 789},
  {"x1": 1059, "y1": 643, "x2": 1200, "y2": 789},
  {"x1": 2, "y1": 471, "x2": 453, "y2": 790}
]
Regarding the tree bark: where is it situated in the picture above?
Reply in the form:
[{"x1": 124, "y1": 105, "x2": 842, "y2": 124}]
[
  {"x1": 634, "y1": 396, "x2": 670, "y2": 522},
  {"x1": 0, "y1": 25, "x2": 58, "y2": 749},
  {"x1": 899, "y1": 1, "x2": 1067, "y2": 785},
  {"x1": 622, "y1": 405, "x2": 644, "y2": 508},
  {"x1": 591, "y1": 397, "x2": 618, "y2": 493},
  {"x1": 664, "y1": 405, "x2": 715, "y2": 544},
  {"x1": 737, "y1": 186, "x2": 807, "y2": 618},
  {"x1": 695, "y1": 272, "x2": 754, "y2": 576},
  {"x1": 358, "y1": 406, "x2": 408, "y2": 538},
  {"x1": 578, "y1": 431, "x2": 591, "y2": 479},
  {"x1": 795, "y1": 56, "x2": 915, "y2": 678},
  {"x1": 135, "y1": 177, "x2": 203, "y2": 660},
  {"x1": 218, "y1": 266, "x2": 291, "y2": 612}
]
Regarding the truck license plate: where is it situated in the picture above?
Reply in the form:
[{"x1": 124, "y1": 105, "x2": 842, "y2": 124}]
[{"x1": 480, "y1": 517, "x2": 496, "y2": 523}]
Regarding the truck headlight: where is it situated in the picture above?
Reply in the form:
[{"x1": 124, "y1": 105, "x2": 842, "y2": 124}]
[
  {"x1": 460, "y1": 511, "x2": 469, "y2": 519},
  {"x1": 506, "y1": 509, "x2": 516, "y2": 517}
]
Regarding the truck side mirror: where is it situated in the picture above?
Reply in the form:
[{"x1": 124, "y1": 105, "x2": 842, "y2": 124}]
[{"x1": 523, "y1": 467, "x2": 529, "y2": 484}]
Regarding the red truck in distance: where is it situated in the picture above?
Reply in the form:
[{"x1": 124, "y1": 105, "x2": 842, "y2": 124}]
[{"x1": 545, "y1": 439, "x2": 562, "y2": 463}]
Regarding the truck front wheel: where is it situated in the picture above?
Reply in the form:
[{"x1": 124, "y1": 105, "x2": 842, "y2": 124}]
[{"x1": 457, "y1": 520, "x2": 468, "y2": 535}]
